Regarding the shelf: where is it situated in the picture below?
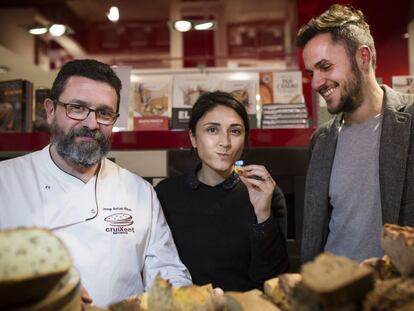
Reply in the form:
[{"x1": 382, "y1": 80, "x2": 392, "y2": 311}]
[{"x1": 0, "y1": 128, "x2": 314, "y2": 153}]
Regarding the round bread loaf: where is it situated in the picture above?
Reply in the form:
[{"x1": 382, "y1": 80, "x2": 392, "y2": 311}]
[
  {"x1": 0, "y1": 228, "x2": 72, "y2": 309},
  {"x1": 16, "y1": 267, "x2": 81, "y2": 311}
]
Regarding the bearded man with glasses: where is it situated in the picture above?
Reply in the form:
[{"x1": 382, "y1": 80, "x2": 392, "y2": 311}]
[{"x1": 0, "y1": 59, "x2": 191, "y2": 308}]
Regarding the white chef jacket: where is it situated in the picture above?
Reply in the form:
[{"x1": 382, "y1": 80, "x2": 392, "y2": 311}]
[{"x1": 0, "y1": 145, "x2": 192, "y2": 307}]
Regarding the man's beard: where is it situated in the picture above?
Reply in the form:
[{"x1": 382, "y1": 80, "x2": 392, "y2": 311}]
[
  {"x1": 50, "y1": 120, "x2": 111, "y2": 167},
  {"x1": 329, "y1": 59, "x2": 364, "y2": 115}
]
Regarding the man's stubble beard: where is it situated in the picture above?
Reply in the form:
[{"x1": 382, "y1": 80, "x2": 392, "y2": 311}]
[
  {"x1": 50, "y1": 119, "x2": 112, "y2": 167},
  {"x1": 328, "y1": 58, "x2": 364, "y2": 115}
]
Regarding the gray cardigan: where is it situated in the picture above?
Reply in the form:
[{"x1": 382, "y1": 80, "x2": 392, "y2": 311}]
[{"x1": 301, "y1": 85, "x2": 414, "y2": 262}]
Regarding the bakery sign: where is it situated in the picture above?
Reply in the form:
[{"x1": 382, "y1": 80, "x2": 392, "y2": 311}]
[{"x1": 104, "y1": 213, "x2": 135, "y2": 234}]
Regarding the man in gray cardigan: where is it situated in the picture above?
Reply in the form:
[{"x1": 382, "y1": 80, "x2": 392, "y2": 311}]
[{"x1": 297, "y1": 4, "x2": 414, "y2": 262}]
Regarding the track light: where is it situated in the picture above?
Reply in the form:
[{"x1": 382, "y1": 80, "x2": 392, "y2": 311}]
[
  {"x1": 194, "y1": 21, "x2": 215, "y2": 30},
  {"x1": 107, "y1": 6, "x2": 119, "y2": 22},
  {"x1": 28, "y1": 26, "x2": 48, "y2": 35},
  {"x1": 27, "y1": 24, "x2": 73, "y2": 37},
  {"x1": 173, "y1": 20, "x2": 192, "y2": 32},
  {"x1": 49, "y1": 24, "x2": 66, "y2": 37},
  {"x1": 171, "y1": 20, "x2": 216, "y2": 32}
]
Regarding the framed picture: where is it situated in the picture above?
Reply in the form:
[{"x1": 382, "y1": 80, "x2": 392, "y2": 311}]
[{"x1": 0, "y1": 80, "x2": 33, "y2": 132}]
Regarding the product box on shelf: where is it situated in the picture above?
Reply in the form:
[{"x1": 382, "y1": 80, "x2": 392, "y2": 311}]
[
  {"x1": 33, "y1": 88, "x2": 50, "y2": 132},
  {"x1": 0, "y1": 79, "x2": 33, "y2": 132},
  {"x1": 261, "y1": 71, "x2": 308, "y2": 129}
]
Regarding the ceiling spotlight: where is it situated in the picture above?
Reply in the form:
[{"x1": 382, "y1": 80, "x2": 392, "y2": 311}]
[
  {"x1": 49, "y1": 24, "x2": 67, "y2": 37},
  {"x1": 107, "y1": 6, "x2": 119, "y2": 22},
  {"x1": 173, "y1": 20, "x2": 192, "y2": 32},
  {"x1": 194, "y1": 21, "x2": 215, "y2": 31},
  {"x1": 28, "y1": 26, "x2": 48, "y2": 35}
]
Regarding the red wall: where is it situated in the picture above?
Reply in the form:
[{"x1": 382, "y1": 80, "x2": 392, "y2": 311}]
[{"x1": 297, "y1": 0, "x2": 411, "y2": 86}]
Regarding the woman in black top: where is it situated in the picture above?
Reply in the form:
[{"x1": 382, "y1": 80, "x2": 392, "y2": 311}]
[{"x1": 155, "y1": 91, "x2": 289, "y2": 291}]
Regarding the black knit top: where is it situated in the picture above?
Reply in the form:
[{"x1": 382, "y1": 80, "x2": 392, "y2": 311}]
[{"x1": 155, "y1": 169, "x2": 289, "y2": 291}]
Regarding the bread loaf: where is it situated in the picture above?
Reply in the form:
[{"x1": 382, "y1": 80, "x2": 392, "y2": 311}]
[
  {"x1": 301, "y1": 252, "x2": 374, "y2": 306},
  {"x1": 363, "y1": 277, "x2": 414, "y2": 311},
  {"x1": 278, "y1": 273, "x2": 302, "y2": 300},
  {"x1": 224, "y1": 290, "x2": 281, "y2": 311},
  {"x1": 147, "y1": 276, "x2": 177, "y2": 311},
  {"x1": 264, "y1": 273, "x2": 302, "y2": 311},
  {"x1": 263, "y1": 278, "x2": 289, "y2": 311},
  {"x1": 381, "y1": 223, "x2": 414, "y2": 277},
  {"x1": 173, "y1": 285, "x2": 216, "y2": 311},
  {"x1": 146, "y1": 276, "x2": 216, "y2": 311},
  {"x1": 0, "y1": 228, "x2": 72, "y2": 308},
  {"x1": 109, "y1": 295, "x2": 141, "y2": 311},
  {"x1": 16, "y1": 267, "x2": 81, "y2": 311},
  {"x1": 360, "y1": 256, "x2": 400, "y2": 281}
]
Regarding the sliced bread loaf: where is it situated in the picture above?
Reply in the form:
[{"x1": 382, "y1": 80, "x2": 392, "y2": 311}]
[{"x1": 0, "y1": 227, "x2": 72, "y2": 308}]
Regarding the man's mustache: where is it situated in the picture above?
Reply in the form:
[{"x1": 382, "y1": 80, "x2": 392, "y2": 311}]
[{"x1": 70, "y1": 128, "x2": 103, "y2": 140}]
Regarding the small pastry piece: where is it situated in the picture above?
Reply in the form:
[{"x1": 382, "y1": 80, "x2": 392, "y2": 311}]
[{"x1": 233, "y1": 160, "x2": 246, "y2": 176}]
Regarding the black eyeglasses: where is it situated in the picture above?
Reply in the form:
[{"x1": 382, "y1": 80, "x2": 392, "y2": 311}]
[{"x1": 54, "y1": 100, "x2": 119, "y2": 125}]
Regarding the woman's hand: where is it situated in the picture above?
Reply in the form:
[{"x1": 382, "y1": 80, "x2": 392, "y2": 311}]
[{"x1": 238, "y1": 164, "x2": 276, "y2": 223}]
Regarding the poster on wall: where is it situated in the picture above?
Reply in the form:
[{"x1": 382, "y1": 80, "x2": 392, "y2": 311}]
[
  {"x1": 221, "y1": 80, "x2": 256, "y2": 114},
  {"x1": 392, "y1": 76, "x2": 414, "y2": 94},
  {"x1": 172, "y1": 75, "x2": 219, "y2": 129},
  {"x1": 130, "y1": 79, "x2": 171, "y2": 130},
  {"x1": 273, "y1": 71, "x2": 303, "y2": 104},
  {"x1": 221, "y1": 77, "x2": 258, "y2": 128}
]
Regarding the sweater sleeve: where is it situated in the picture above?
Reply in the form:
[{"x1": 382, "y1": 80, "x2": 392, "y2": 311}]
[{"x1": 248, "y1": 185, "x2": 289, "y2": 288}]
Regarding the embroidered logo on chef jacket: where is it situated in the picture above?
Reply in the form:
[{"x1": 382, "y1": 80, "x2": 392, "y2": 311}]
[{"x1": 104, "y1": 212, "x2": 135, "y2": 234}]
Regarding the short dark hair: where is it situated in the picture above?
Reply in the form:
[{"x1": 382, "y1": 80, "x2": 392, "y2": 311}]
[
  {"x1": 50, "y1": 59, "x2": 122, "y2": 112},
  {"x1": 296, "y1": 4, "x2": 376, "y2": 68},
  {"x1": 189, "y1": 91, "x2": 250, "y2": 144}
]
